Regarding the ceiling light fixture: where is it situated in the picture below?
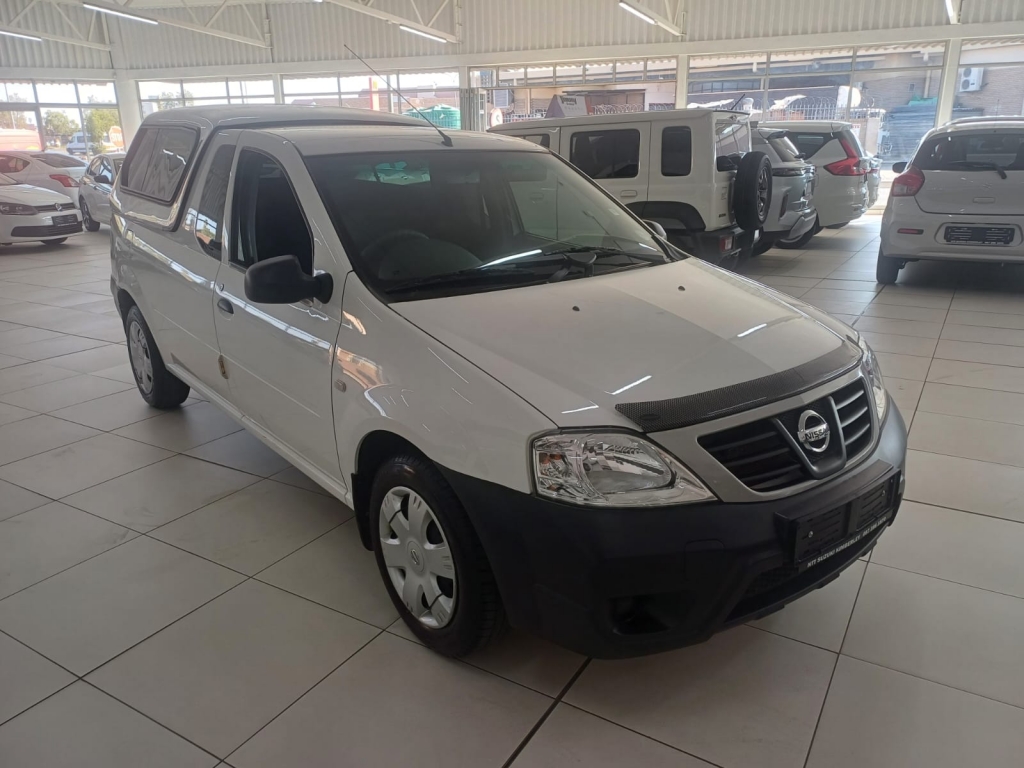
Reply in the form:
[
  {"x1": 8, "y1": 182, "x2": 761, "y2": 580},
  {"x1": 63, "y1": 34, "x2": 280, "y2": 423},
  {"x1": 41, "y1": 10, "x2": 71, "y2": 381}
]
[
  {"x1": 398, "y1": 24, "x2": 447, "y2": 43},
  {"x1": 618, "y1": 1, "x2": 656, "y2": 25},
  {"x1": 0, "y1": 29, "x2": 43, "y2": 42},
  {"x1": 83, "y1": 3, "x2": 159, "y2": 25}
]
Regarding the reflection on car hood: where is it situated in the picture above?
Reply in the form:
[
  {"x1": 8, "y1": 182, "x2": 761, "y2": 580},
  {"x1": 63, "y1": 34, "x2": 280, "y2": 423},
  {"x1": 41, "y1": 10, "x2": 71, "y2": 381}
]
[
  {"x1": 0, "y1": 184, "x2": 74, "y2": 206},
  {"x1": 394, "y1": 260, "x2": 856, "y2": 429}
]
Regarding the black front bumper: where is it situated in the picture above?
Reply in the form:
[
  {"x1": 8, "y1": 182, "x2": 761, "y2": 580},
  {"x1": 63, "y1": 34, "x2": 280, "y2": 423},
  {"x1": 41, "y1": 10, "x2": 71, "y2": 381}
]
[{"x1": 443, "y1": 406, "x2": 907, "y2": 659}]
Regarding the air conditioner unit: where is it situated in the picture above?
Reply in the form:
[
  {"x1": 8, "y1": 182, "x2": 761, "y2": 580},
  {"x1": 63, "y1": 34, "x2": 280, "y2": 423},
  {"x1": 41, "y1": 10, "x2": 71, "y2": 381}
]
[
  {"x1": 492, "y1": 89, "x2": 513, "y2": 108},
  {"x1": 959, "y1": 67, "x2": 984, "y2": 92}
]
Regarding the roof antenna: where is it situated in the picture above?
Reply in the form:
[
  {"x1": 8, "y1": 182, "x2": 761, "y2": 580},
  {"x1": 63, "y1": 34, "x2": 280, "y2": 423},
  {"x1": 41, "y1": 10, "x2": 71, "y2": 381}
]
[
  {"x1": 344, "y1": 44, "x2": 453, "y2": 147},
  {"x1": 728, "y1": 92, "x2": 747, "y2": 111}
]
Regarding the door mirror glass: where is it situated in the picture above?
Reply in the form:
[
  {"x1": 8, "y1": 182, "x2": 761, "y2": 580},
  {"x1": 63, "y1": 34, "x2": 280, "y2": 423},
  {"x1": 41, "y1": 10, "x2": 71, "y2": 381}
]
[
  {"x1": 244, "y1": 255, "x2": 333, "y2": 304},
  {"x1": 716, "y1": 155, "x2": 738, "y2": 173},
  {"x1": 644, "y1": 220, "x2": 668, "y2": 239},
  {"x1": 892, "y1": 161, "x2": 908, "y2": 174}
]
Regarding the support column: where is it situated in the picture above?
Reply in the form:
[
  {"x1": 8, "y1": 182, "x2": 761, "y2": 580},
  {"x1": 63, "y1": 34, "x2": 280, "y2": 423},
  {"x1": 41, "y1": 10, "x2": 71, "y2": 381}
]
[
  {"x1": 936, "y1": 38, "x2": 963, "y2": 126},
  {"x1": 272, "y1": 73, "x2": 284, "y2": 104},
  {"x1": 113, "y1": 74, "x2": 142, "y2": 146},
  {"x1": 675, "y1": 55, "x2": 688, "y2": 108}
]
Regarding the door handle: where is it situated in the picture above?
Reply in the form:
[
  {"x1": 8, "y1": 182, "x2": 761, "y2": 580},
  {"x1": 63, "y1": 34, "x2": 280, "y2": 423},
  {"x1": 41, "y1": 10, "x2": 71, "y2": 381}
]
[
  {"x1": 620, "y1": 190, "x2": 639, "y2": 198},
  {"x1": 217, "y1": 297, "x2": 234, "y2": 315}
]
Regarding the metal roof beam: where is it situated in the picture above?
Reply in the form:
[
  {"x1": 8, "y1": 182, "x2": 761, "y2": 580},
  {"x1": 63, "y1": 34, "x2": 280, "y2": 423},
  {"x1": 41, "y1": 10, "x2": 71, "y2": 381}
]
[
  {"x1": 323, "y1": 0, "x2": 459, "y2": 44},
  {"x1": 0, "y1": 21, "x2": 112, "y2": 50}
]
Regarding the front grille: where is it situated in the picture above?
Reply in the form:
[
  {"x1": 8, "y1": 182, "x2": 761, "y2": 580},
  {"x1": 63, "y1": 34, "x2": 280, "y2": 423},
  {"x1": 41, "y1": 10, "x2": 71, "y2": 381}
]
[
  {"x1": 10, "y1": 222, "x2": 83, "y2": 237},
  {"x1": 699, "y1": 421, "x2": 809, "y2": 492},
  {"x1": 699, "y1": 377, "x2": 875, "y2": 493},
  {"x1": 34, "y1": 203, "x2": 74, "y2": 212},
  {"x1": 834, "y1": 380, "x2": 873, "y2": 456}
]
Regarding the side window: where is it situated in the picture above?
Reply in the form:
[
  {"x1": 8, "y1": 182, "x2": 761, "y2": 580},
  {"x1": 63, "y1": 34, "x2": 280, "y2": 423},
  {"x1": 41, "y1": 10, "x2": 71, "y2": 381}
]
[
  {"x1": 661, "y1": 126, "x2": 692, "y2": 177},
  {"x1": 231, "y1": 149, "x2": 313, "y2": 276},
  {"x1": 519, "y1": 134, "x2": 550, "y2": 148},
  {"x1": 87, "y1": 158, "x2": 103, "y2": 176},
  {"x1": 121, "y1": 127, "x2": 158, "y2": 193},
  {"x1": 0, "y1": 155, "x2": 26, "y2": 174},
  {"x1": 715, "y1": 121, "x2": 750, "y2": 160},
  {"x1": 569, "y1": 129, "x2": 640, "y2": 179},
  {"x1": 121, "y1": 126, "x2": 198, "y2": 204},
  {"x1": 193, "y1": 145, "x2": 235, "y2": 256}
]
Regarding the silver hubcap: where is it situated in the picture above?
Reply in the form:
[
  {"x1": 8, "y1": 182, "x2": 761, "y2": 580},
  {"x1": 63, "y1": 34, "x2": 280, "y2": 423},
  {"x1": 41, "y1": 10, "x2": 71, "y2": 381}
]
[
  {"x1": 127, "y1": 320, "x2": 154, "y2": 394},
  {"x1": 379, "y1": 487, "x2": 456, "y2": 628},
  {"x1": 756, "y1": 167, "x2": 770, "y2": 218}
]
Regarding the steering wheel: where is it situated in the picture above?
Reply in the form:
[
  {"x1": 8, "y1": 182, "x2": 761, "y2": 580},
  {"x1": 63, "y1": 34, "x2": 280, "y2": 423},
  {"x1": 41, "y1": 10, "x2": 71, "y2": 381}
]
[{"x1": 363, "y1": 229, "x2": 429, "y2": 261}]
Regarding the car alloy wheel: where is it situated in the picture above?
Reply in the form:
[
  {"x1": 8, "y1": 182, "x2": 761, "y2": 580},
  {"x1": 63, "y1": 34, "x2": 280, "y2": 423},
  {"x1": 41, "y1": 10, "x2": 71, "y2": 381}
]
[
  {"x1": 127, "y1": 318, "x2": 155, "y2": 394},
  {"x1": 378, "y1": 486, "x2": 456, "y2": 628},
  {"x1": 756, "y1": 165, "x2": 771, "y2": 219}
]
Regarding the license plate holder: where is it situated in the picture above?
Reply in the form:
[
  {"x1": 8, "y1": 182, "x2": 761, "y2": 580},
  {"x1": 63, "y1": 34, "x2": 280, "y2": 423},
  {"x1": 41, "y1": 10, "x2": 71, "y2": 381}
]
[
  {"x1": 52, "y1": 214, "x2": 77, "y2": 226},
  {"x1": 944, "y1": 225, "x2": 1014, "y2": 246}
]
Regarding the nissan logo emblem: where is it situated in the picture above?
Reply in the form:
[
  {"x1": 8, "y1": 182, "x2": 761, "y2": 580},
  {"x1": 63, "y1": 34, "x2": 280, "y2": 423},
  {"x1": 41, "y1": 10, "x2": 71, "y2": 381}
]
[{"x1": 797, "y1": 410, "x2": 830, "y2": 453}]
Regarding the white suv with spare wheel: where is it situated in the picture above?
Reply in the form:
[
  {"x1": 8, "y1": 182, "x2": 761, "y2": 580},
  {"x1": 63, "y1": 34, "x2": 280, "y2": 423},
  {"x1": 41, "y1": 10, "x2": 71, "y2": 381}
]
[
  {"x1": 110, "y1": 106, "x2": 906, "y2": 660},
  {"x1": 877, "y1": 117, "x2": 1024, "y2": 284},
  {"x1": 490, "y1": 109, "x2": 773, "y2": 268}
]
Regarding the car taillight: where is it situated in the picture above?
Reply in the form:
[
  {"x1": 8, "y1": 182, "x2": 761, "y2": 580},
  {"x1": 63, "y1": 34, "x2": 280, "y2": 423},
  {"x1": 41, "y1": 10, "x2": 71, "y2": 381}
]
[
  {"x1": 892, "y1": 166, "x2": 926, "y2": 197},
  {"x1": 824, "y1": 136, "x2": 868, "y2": 176},
  {"x1": 50, "y1": 174, "x2": 78, "y2": 187},
  {"x1": 719, "y1": 235, "x2": 734, "y2": 253}
]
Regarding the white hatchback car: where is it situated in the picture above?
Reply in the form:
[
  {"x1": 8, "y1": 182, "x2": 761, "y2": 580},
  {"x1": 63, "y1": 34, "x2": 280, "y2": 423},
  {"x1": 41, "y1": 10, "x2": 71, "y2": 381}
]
[
  {"x1": 0, "y1": 150, "x2": 87, "y2": 197},
  {"x1": 878, "y1": 117, "x2": 1024, "y2": 284},
  {"x1": 0, "y1": 172, "x2": 83, "y2": 245},
  {"x1": 110, "y1": 106, "x2": 906, "y2": 659},
  {"x1": 758, "y1": 121, "x2": 871, "y2": 248}
]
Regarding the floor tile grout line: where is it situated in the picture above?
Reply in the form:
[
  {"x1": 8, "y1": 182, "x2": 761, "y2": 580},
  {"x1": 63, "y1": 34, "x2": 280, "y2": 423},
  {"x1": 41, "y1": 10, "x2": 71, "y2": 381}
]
[
  {"x1": 902, "y1": 445, "x2": 1024, "y2": 473},
  {"x1": 800, "y1": 546, "x2": 873, "y2": 768},
  {"x1": 865, "y1": 560, "x2": 1024, "y2": 604},
  {"x1": 499, "y1": 658, "x2": 594, "y2": 768},
  {"x1": 0, "y1": 626, "x2": 81, "y2": 681},
  {"x1": 899, "y1": 492, "x2": 1024, "y2": 527},
  {"x1": 221, "y1": 626, "x2": 388, "y2": 764},
  {"x1": 0, "y1": 675, "x2": 79, "y2": 731}
]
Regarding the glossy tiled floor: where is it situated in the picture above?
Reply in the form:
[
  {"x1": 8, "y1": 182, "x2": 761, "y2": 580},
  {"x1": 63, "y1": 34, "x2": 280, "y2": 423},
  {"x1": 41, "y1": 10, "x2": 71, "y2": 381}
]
[{"x1": 3, "y1": 218, "x2": 1024, "y2": 768}]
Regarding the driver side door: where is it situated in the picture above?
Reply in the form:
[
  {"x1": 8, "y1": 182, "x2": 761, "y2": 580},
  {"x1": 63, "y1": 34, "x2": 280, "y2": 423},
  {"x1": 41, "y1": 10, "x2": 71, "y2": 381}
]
[{"x1": 213, "y1": 131, "x2": 346, "y2": 484}]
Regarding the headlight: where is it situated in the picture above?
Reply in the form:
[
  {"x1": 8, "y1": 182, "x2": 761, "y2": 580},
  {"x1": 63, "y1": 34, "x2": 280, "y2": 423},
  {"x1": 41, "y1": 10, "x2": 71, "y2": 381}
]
[
  {"x1": 858, "y1": 336, "x2": 887, "y2": 420},
  {"x1": 0, "y1": 202, "x2": 37, "y2": 215},
  {"x1": 533, "y1": 432, "x2": 714, "y2": 507}
]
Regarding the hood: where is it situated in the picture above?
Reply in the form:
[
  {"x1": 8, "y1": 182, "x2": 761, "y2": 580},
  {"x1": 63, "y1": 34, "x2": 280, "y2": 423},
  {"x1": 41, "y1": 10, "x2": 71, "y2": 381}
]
[
  {"x1": 394, "y1": 260, "x2": 858, "y2": 430},
  {"x1": 0, "y1": 183, "x2": 74, "y2": 206}
]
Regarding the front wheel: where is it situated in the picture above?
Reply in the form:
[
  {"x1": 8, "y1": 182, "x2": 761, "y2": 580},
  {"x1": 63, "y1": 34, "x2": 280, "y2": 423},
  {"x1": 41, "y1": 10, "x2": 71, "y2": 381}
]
[
  {"x1": 124, "y1": 305, "x2": 190, "y2": 408},
  {"x1": 371, "y1": 454, "x2": 505, "y2": 657},
  {"x1": 41, "y1": 237, "x2": 67, "y2": 245},
  {"x1": 80, "y1": 198, "x2": 101, "y2": 232},
  {"x1": 776, "y1": 219, "x2": 820, "y2": 250},
  {"x1": 876, "y1": 251, "x2": 902, "y2": 284}
]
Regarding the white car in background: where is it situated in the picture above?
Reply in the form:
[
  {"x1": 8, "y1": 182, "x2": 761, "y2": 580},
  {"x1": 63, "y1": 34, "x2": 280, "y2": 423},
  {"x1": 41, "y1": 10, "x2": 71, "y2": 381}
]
[
  {"x1": 0, "y1": 172, "x2": 83, "y2": 246},
  {"x1": 759, "y1": 121, "x2": 871, "y2": 248},
  {"x1": 752, "y1": 127, "x2": 816, "y2": 253},
  {"x1": 877, "y1": 117, "x2": 1024, "y2": 284},
  {"x1": 79, "y1": 152, "x2": 125, "y2": 231},
  {"x1": 0, "y1": 150, "x2": 87, "y2": 197}
]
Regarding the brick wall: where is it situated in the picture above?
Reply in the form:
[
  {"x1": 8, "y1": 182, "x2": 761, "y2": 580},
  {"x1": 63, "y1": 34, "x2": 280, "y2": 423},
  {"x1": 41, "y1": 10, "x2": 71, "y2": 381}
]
[{"x1": 954, "y1": 65, "x2": 1024, "y2": 116}]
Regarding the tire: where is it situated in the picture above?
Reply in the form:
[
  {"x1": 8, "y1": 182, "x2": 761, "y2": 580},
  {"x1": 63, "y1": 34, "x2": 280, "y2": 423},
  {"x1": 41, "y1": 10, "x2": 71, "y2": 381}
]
[
  {"x1": 41, "y1": 238, "x2": 67, "y2": 245},
  {"x1": 124, "y1": 305, "x2": 190, "y2": 408},
  {"x1": 733, "y1": 151, "x2": 773, "y2": 232},
  {"x1": 80, "y1": 198, "x2": 101, "y2": 232},
  {"x1": 752, "y1": 231, "x2": 774, "y2": 256},
  {"x1": 826, "y1": 222, "x2": 848, "y2": 230},
  {"x1": 776, "y1": 218, "x2": 821, "y2": 250},
  {"x1": 876, "y1": 251, "x2": 902, "y2": 285},
  {"x1": 371, "y1": 454, "x2": 505, "y2": 657}
]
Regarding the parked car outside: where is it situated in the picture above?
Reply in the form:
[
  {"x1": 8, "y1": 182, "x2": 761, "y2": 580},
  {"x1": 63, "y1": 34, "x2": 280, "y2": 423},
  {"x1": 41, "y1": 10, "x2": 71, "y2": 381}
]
[
  {"x1": 0, "y1": 172, "x2": 83, "y2": 245},
  {"x1": 79, "y1": 152, "x2": 124, "y2": 231},
  {"x1": 110, "y1": 106, "x2": 906, "y2": 659},
  {"x1": 752, "y1": 127, "x2": 817, "y2": 253},
  {"x1": 759, "y1": 121, "x2": 871, "y2": 247},
  {"x1": 877, "y1": 117, "x2": 1024, "y2": 284},
  {"x1": 0, "y1": 150, "x2": 87, "y2": 196},
  {"x1": 490, "y1": 109, "x2": 774, "y2": 269}
]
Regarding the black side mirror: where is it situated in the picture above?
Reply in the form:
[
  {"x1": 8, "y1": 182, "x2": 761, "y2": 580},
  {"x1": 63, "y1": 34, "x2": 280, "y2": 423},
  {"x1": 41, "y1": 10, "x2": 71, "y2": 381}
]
[
  {"x1": 244, "y1": 255, "x2": 333, "y2": 304},
  {"x1": 95, "y1": 174, "x2": 111, "y2": 185},
  {"x1": 716, "y1": 155, "x2": 738, "y2": 172},
  {"x1": 892, "y1": 161, "x2": 908, "y2": 174}
]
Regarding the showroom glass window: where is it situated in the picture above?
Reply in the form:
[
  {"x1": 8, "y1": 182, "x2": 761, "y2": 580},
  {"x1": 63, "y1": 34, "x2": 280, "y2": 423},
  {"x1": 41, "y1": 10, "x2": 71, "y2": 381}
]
[
  {"x1": 0, "y1": 80, "x2": 122, "y2": 159},
  {"x1": 957, "y1": 38, "x2": 1024, "y2": 119},
  {"x1": 138, "y1": 78, "x2": 275, "y2": 117}
]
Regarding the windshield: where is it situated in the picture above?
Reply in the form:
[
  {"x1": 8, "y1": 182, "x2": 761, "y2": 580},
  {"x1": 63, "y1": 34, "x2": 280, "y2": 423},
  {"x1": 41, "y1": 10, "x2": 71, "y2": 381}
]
[
  {"x1": 763, "y1": 132, "x2": 803, "y2": 163},
  {"x1": 31, "y1": 153, "x2": 85, "y2": 169},
  {"x1": 915, "y1": 132, "x2": 1024, "y2": 171},
  {"x1": 306, "y1": 150, "x2": 676, "y2": 300},
  {"x1": 0, "y1": 173, "x2": 18, "y2": 186}
]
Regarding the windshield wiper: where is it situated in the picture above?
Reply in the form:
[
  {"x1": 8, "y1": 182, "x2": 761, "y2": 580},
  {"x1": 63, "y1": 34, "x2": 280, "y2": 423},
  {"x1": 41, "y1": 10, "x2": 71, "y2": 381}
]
[
  {"x1": 542, "y1": 245, "x2": 667, "y2": 264},
  {"x1": 945, "y1": 160, "x2": 1008, "y2": 179},
  {"x1": 385, "y1": 266, "x2": 547, "y2": 295}
]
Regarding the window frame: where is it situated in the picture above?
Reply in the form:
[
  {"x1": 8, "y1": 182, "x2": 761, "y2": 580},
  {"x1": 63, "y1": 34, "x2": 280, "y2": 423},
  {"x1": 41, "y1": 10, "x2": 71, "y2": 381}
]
[
  {"x1": 120, "y1": 125, "x2": 200, "y2": 205},
  {"x1": 660, "y1": 125, "x2": 693, "y2": 177}
]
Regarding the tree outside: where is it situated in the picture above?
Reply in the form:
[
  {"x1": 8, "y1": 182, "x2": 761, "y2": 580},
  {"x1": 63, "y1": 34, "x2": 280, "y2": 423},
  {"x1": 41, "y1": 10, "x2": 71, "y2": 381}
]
[
  {"x1": 84, "y1": 108, "x2": 121, "y2": 150},
  {"x1": 43, "y1": 111, "x2": 80, "y2": 144},
  {"x1": 157, "y1": 90, "x2": 195, "y2": 111}
]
